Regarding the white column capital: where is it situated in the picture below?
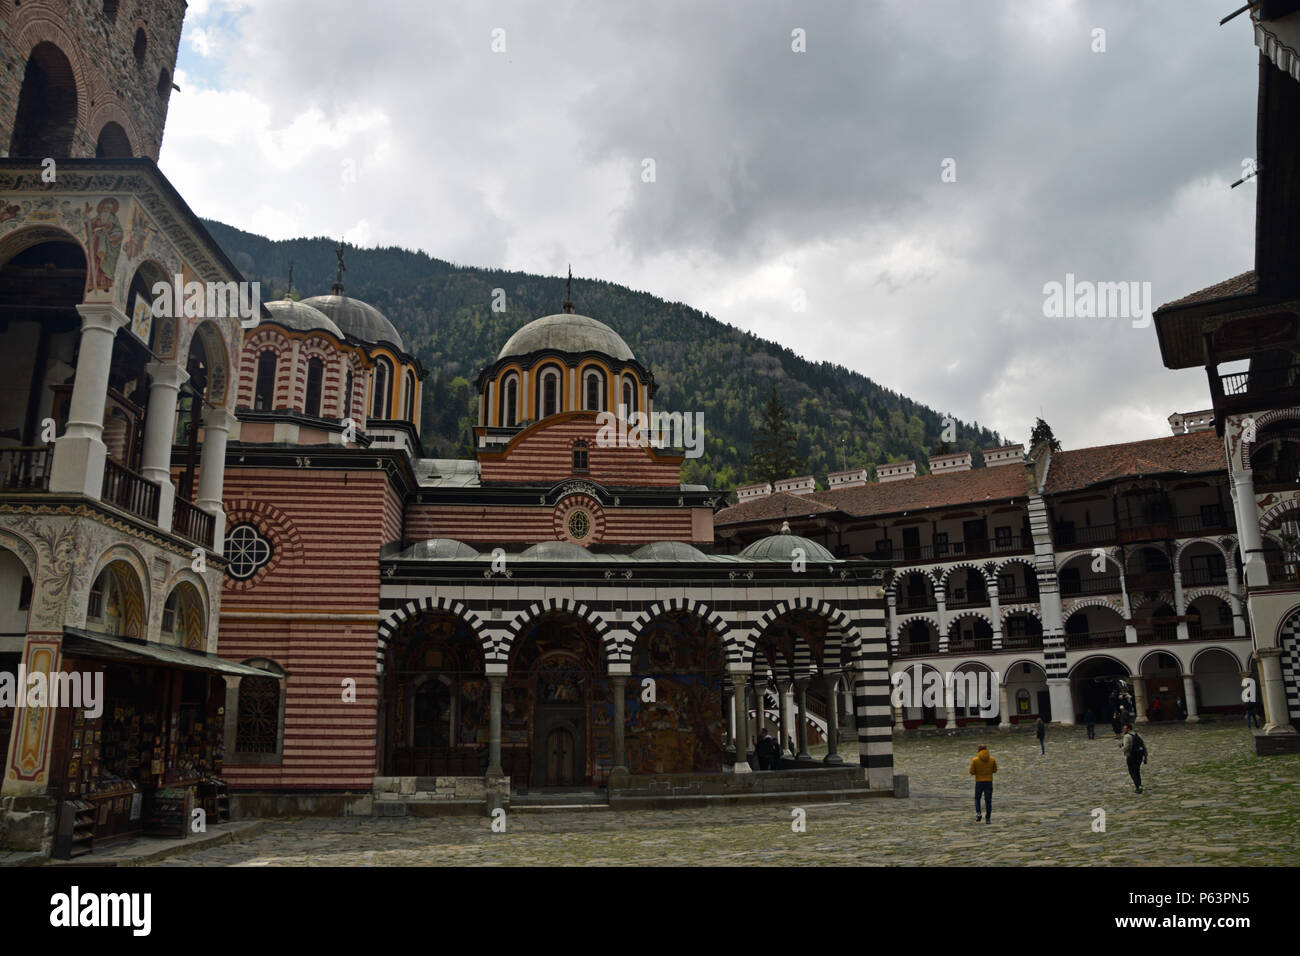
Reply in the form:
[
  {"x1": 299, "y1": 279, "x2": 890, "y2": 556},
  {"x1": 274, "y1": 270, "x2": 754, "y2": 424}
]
[
  {"x1": 201, "y1": 405, "x2": 239, "y2": 432},
  {"x1": 74, "y1": 302, "x2": 131, "y2": 334},
  {"x1": 145, "y1": 359, "x2": 190, "y2": 390}
]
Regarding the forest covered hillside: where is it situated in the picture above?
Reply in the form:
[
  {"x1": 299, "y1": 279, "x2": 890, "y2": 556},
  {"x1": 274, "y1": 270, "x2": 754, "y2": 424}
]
[{"x1": 203, "y1": 220, "x2": 1003, "y2": 491}]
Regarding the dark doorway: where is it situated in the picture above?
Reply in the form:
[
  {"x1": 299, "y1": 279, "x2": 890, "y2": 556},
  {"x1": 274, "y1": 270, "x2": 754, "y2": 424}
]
[
  {"x1": 533, "y1": 706, "x2": 584, "y2": 787},
  {"x1": 1036, "y1": 690, "x2": 1052, "y2": 722},
  {"x1": 10, "y1": 43, "x2": 79, "y2": 157},
  {"x1": 963, "y1": 518, "x2": 988, "y2": 555}
]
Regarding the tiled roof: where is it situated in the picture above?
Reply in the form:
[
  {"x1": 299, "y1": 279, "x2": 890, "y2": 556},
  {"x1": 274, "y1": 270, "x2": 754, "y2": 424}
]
[
  {"x1": 713, "y1": 491, "x2": 838, "y2": 525},
  {"x1": 1043, "y1": 430, "x2": 1224, "y2": 493},
  {"x1": 716, "y1": 465, "x2": 1027, "y2": 527},
  {"x1": 1158, "y1": 271, "x2": 1257, "y2": 311}
]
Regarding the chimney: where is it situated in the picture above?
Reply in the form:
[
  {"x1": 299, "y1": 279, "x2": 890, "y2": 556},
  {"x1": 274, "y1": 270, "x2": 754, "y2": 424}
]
[
  {"x1": 1169, "y1": 410, "x2": 1215, "y2": 435},
  {"x1": 773, "y1": 475, "x2": 816, "y2": 496},
  {"x1": 928, "y1": 451, "x2": 972, "y2": 474},
  {"x1": 877, "y1": 461, "x2": 916, "y2": 483},
  {"x1": 827, "y1": 467, "x2": 870, "y2": 489},
  {"x1": 737, "y1": 481, "x2": 772, "y2": 501},
  {"x1": 982, "y1": 444, "x2": 1025, "y2": 468}
]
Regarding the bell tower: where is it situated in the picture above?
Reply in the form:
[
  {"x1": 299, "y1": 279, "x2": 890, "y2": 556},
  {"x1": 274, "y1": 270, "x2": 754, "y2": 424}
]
[{"x1": 1, "y1": 0, "x2": 188, "y2": 161}]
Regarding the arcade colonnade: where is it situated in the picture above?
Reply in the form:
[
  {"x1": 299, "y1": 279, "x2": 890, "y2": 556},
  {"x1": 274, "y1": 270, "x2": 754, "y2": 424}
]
[{"x1": 376, "y1": 577, "x2": 895, "y2": 788}]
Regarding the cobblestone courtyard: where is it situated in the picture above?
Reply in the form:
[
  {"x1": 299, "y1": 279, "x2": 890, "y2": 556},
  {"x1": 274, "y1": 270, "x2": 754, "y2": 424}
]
[{"x1": 151, "y1": 722, "x2": 1299, "y2": 866}]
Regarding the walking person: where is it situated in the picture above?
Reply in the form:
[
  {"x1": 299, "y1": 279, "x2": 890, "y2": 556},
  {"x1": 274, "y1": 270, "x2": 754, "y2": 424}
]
[
  {"x1": 970, "y1": 744, "x2": 997, "y2": 823},
  {"x1": 1110, "y1": 710, "x2": 1122, "y2": 737},
  {"x1": 1120, "y1": 722, "x2": 1148, "y2": 793},
  {"x1": 1244, "y1": 703, "x2": 1257, "y2": 729},
  {"x1": 1084, "y1": 707, "x2": 1096, "y2": 740},
  {"x1": 755, "y1": 726, "x2": 776, "y2": 770},
  {"x1": 1035, "y1": 716, "x2": 1046, "y2": 754}
]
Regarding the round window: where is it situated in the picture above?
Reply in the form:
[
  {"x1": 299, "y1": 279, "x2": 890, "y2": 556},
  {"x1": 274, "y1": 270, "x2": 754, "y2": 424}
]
[
  {"x1": 567, "y1": 510, "x2": 591, "y2": 541},
  {"x1": 226, "y1": 523, "x2": 273, "y2": 580}
]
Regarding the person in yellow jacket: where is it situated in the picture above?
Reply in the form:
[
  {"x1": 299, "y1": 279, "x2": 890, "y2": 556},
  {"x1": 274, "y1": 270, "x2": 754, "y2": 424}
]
[{"x1": 970, "y1": 745, "x2": 997, "y2": 823}]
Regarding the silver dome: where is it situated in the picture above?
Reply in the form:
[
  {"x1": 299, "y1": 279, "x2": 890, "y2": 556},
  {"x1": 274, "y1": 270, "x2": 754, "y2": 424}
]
[
  {"x1": 265, "y1": 298, "x2": 344, "y2": 338},
  {"x1": 739, "y1": 529, "x2": 836, "y2": 563},
  {"x1": 498, "y1": 313, "x2": 634, "y2": 362},
  {"x1": 302, "y1": 294, "x2": 408, "y2": 352},
  {"x1": 520, "y1": 540, "x2": 597, "y2": 561},
  {"x1": 632, "y1": 540, "x2": 709, "y2": 561},
  {"x1": 398, "y1": 538, "x2": 480, "y2": 560}
]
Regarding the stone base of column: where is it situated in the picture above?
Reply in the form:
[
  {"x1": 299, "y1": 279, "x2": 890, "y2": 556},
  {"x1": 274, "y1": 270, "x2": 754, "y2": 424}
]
[
  {"x1": 1184, "y1": 715, "x2": 1199, "y2": 724},
  {"x1": 49, "y1": 435, "x2": 107, "y2": 498},
  {"x1": 823, "y1": 752, "x2": 844, "y2": 764},
  {"x1": 146, "y1": 476, "x2": 176, "y2": 534},
  {"x1": 732, "y1": 760, "x2": 752, "y2": 773}
]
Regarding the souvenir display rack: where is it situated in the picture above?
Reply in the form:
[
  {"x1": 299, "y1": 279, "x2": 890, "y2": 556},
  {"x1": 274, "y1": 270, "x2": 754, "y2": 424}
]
[{"x1": 53, "y1": 800, "x2": 95, "y2": 860}]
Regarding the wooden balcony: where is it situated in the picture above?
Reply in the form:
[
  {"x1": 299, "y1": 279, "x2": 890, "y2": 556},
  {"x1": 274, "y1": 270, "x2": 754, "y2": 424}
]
[
  {"x1": 102, "y1": 458, "x2": 160, "y2": 524},
  {"x1": 1064, "y1": 629, "x2": 1127, "y2": 650},
  {"x1": 173, "y1": 495, "x2": 215, "y2": 550},
  {"x1": 0, "y1": 446, "x2": 52, "y2": 492}
]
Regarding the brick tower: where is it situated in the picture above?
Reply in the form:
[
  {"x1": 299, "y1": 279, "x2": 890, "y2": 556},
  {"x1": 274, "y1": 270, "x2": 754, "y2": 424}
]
[{"x1": 1, "y1": 0, "x2": 187, "y2": 161}]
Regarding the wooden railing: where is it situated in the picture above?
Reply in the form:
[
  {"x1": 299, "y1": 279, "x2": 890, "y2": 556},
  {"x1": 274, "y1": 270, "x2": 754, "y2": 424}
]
[
  {"x1": 0, "y1": 446, "x2": 52, "y2": 491},
  {"x1": 1060, "y1": 574, "x2": 1121, "y2": 597},
  {"x1": 173, "y1": 496, "x2": 215, "y2": 550},
  {"x1": 1064, "y1": 629, "x2": 1127, "y2": 650},
  {"x1": 102, "y1": 458, "x2": 160, "y2": 523}
]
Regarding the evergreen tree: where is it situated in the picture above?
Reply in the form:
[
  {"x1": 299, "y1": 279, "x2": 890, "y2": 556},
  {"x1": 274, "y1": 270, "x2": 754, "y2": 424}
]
[
  {"x1": 1030, "y1": 417, "x2": 1062, "y2": 452},
  {"x1": 749, "y1": 385, "x2": 806, "y2": 484}
]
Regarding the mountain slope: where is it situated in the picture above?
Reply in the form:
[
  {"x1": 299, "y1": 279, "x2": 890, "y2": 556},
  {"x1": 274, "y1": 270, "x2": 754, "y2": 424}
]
[{"x1": 202, "y1": 220, "x2": 1002, "y2": 491}]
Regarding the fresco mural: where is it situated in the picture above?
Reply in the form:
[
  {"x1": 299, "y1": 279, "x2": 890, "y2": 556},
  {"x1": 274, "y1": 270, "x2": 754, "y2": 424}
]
[{"x1": 625, "y1": 612, "x2": 725, "y2": 774}]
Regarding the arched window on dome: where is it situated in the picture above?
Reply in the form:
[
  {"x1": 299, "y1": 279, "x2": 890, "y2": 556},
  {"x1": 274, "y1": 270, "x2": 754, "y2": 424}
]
[
  {"x1": 499, "y1": 374, "x2": 519, "y2": 427},
  {"x1": 621, "y1": 375, "x2": 638, "y2": 415},
  {"x1": 537, "y1": 365, "x2": 562, "y2": 419},
  {"x1": 372, "y1": 357, "x2": 393, "y2": 420},
  {"x1": 403, "y1": 369, "x2": 416, "y2": 422},
  {"x1": 305, "y1": 357, "x2": 324, "y2": 418},
  {"x1": 344, "y1": 370, "x2": 354, "y2": 422},
  {"x1": 254, "y1": 351, "x2": 277, "y2": 411},
  {"x1": 583, "y1": 368, "x2": 606, "y2": 412}
]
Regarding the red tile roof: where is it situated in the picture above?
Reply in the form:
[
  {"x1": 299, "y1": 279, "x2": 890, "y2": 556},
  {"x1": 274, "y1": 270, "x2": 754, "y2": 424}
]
[
  {"x1": 1043, "y1": 430, "x2": 1224, "y2": 493},
  {"x1": 713, "y1": 490, "x2": 839, "y2": 525},
  {"x1": 1158, "y1": 271, "x2": 1257, "y2": 311},
  {"x1": 716, "y1": 465, "x2": 1027, "y2": 526}
]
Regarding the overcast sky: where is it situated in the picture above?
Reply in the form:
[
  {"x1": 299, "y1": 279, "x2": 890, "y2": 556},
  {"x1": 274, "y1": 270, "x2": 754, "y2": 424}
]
[{"x1": 160, "y1": 0, "x2": 1261, "y2": 452}]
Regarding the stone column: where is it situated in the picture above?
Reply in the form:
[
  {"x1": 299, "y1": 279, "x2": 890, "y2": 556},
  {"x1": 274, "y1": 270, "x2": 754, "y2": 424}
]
[
  {"x1": 1257, "y1": 647, "x2": 1297, "y2": 735},
  {"x1": 1132, "y1": 677, "x2": 1149, "y2": 723},
  {"x1": 731, "y1": 672, "x2": 752, "y2": 772},
  {"x1": 196, "y1": 406, "x2": 237, "y2": 553},
  {"x1": 989, "y1": 581, "x2": 1003, "y2": 650},
  {"x1": 722, "y1": 678, "x2": 735, "y2": 757},
  {"x1": 782, "y1": 684, "x2": 796, "y2": 755},
  {"x1": 610, "y1": 673, "x2": 628, "y2": 770},
  {"x1": 1047, "y1": 678, "x2": 1075, "y2": 726},
  {"x1": 752, "y1": 678, "x2": 766, "y2": 739},
  {"x1": 823, "y1": 677, "x2": 843, "y2": 763},
  {"x1": 487, "y1": 673, "x2": 504, "y2": 775},
  {"x1": 887, "y1": 593, "x2": 899, "y2": 655},
  {"x1": 775, "y1": 680, "x2": 789, "y2": 761},
  {"x1": 140, "y1": 360, "x2": 189, "y2": 533},
  {"x1": 936, "y1": 594, "x2": 948, "y2": 651},
  {"x1": 839, "y1": 670, "x2": 857, "y2": 742},
  {"x1": 795, "y1": 679, "x2": 812, "y2": 760},
  {"x1": 1181, "y1": 673, "x2": 1199, "y2": 723},
  {"x1": 1232, "y1": 470, "x2": 1266, "y2": 587},
  {"x1": 1172, "y1": 569, "x2": 1190, "y2": 641},
  {"x1": 49, "y1": 304, "x2": 131, "y2": 498},
  {"x1": 944, "y1": 679, "x2": 959, "y2": 729},
  {"x1": 1225, "y1": 565, "x2": 1247, "y2": 637},
  {"x1": 998, "y1": 682, "x2": 1011, "y2": 731},
  {"x1": 1119, "y1": 567, "x2": 1137, "y2": 644}
]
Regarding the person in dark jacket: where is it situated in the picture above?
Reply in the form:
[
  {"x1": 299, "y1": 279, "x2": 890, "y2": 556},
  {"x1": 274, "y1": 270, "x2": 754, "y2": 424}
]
[
  {"x1": 754, "y1": 727, "x2": 776, "y2": 770},
  {"x1": 1035, "y1": 717, "x2": 1046, "y2": 754},
  {"x1": 1120, "y1": 722, "x2": 1148, "y2": 793},
  {"x1": 1111, "y1": 710, "x2": 1122, "y2": 736},
  {"x1": 1084, "y1": 708, "x2": 1096, "y2": 739}
]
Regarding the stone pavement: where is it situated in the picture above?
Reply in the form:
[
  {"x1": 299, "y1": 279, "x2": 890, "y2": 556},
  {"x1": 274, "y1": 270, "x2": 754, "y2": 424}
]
[{"x1": 147, "y1": 722, "x2": 1299, "y2": 866}]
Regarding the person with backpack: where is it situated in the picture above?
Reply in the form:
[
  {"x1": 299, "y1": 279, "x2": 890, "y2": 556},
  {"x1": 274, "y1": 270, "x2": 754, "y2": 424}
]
[
  {"x1": 1035, "y1": 717, "x2": 1046, "y2": 754},
  {"x1": 1120, "y1": 722, "x2": 1148, "y2": 793},
  {"x1": 969, "y1": 744, "x2": 997, "y2": 823}
]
